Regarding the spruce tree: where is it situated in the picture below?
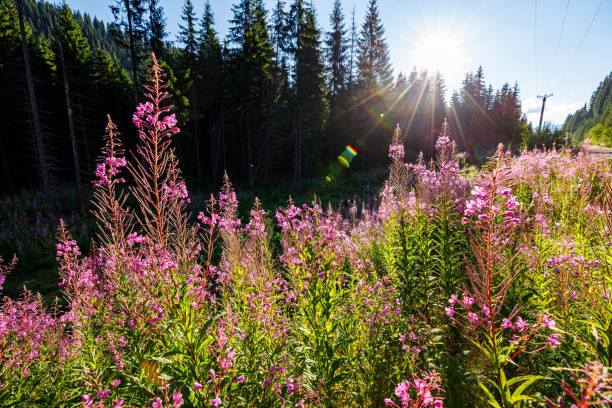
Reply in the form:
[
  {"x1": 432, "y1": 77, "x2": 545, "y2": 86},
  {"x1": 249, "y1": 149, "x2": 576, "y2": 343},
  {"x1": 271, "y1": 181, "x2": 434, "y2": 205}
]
[
  {"x1": 271, "y1": 0, "x2": 287, "y2": 61},
  {"x1": 199, "y1": 0, "x2": 223, "y2": 179},
  {"x1": 148, "y1": 0, "x2": 167, "y2": 58},
  {"x1": 109, "y1": 0, "x2": 147, "y2": 103},
  {"x1": 491, "y1": 82, "x2": 522, "y2": 149},
  {"x1": 325, "y1": 0, "x2": 347, "y2": 101},
  {"x1": 347, "y1": 6, "x2": 357, "y2": 89},
  {"x1": 92, "y1": 47, "x2": 131, "y2": 128},
  {"x1": 0, "y1": 0, "x2": 24, "y2": 193},
  {"x1": 228, "y1": 0, "x2": 273, "y2": 179},
  {"x1": 178, "y1": 0, "x2": 201, "y2": 180},
  {"x1": 357, "y1": 0, "x2": 392, "y2": 90},
  {"x1": 286, "y1": 0, "x2": 327, "y2": 182},
  {"x1": 178, "y1": 0, "x2": 197, "y2": 64},
  {"x1": 55, "y1": 4, "x2": 90, "y2": 70},
  {"x1": 16, "y1": 0, "x2": 51, "y2": 195},
  {"x1": 55, "y1": 4, "x2": 92, "y2": 214}
]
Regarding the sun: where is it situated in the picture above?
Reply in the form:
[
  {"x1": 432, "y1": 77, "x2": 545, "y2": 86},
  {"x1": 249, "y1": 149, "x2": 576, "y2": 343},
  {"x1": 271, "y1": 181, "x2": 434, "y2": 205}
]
[{"x1": 408, "y1": 28, "x2": 471, "y2": 85}]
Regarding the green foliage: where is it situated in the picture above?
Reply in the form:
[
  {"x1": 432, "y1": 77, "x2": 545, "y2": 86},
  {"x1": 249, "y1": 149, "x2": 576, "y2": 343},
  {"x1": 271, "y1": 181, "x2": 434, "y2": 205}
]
[
  {"x1": 586, "y1": 123, "x2": 612, "y2": 147},
  {"x1": 521, "y1": 122, "x2": 568, "y2": 150},
  {"x1": 564, "y1": 70, "x2": 612, "y2": 145},
  {"x1": 383, "y1": 210, "x2": 436, "y2": 318},
  {"x1": 357, "y1": 0, "x2": 392, "y2": 90},
  {"x1": 286, "y1": 214, "x2": 357, "y2": 402}
]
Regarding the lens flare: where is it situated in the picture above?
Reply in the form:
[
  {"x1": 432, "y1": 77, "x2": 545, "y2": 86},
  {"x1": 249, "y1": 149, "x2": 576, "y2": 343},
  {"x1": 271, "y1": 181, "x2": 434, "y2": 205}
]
[
  {"x1": 345, "y1": 145, "x2": 357, "y2": 157},
  {"x1": 337, "y1": 154, "x2": 350, "y2": 168},
  {"x1": 326, "y1": 145, "x2": 358, "y2": 182}
]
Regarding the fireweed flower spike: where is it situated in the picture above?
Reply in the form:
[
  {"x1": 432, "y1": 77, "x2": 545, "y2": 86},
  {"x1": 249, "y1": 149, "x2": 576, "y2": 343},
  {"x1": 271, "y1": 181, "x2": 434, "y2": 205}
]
[
  {"x1": 546, "y1": 362, "x2": 612, "y2": 407},
  {"x1": 384, "y1": 371, "x2": 444, "y2": 408},
  {"x1": 2, "y1": 45, "x2": 611, "y2": 407},
  {"x1": 129, "y1": 53, "x2": 183, "y2": 246},
  {"x1": 91, "y1": 115, "x2": 132, "y2": 249},
  {"x1": 447, "y1": 145, "x2": 563, "y2": 407}
]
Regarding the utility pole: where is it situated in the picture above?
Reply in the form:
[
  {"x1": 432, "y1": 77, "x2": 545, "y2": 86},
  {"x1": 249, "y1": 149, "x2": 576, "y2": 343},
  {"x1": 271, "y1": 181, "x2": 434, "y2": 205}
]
[{"x1": 537, "y1": 93, "x2": 553, "y2": 146}]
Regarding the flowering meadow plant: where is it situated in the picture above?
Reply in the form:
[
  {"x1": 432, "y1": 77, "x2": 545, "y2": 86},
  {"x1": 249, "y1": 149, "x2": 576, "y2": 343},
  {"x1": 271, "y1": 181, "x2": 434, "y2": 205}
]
[{"x1": 0, "y1": 54, "x2": 611, "y2": 407}]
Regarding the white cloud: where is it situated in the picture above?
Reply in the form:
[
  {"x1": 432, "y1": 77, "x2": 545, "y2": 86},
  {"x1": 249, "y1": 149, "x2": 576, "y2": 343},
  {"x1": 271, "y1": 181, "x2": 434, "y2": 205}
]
[{"x1": 522, "y1": 96, "x2": 584, "y2": 127}]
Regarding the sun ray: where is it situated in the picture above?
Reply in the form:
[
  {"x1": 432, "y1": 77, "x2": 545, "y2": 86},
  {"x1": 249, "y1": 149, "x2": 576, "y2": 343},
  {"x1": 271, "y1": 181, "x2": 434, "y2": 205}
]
[{"x1": 406, "y1": 26, "x2": 471, "y2": 91}]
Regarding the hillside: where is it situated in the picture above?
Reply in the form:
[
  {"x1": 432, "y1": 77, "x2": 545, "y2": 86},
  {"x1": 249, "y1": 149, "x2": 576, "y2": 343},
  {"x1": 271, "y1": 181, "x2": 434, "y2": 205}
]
[
  {"x1": 21, "y1": 0, "x2": 127, "y2": 63},
  {"x1": 563, "y1": 70, "x2": 612, "y2": 146}
]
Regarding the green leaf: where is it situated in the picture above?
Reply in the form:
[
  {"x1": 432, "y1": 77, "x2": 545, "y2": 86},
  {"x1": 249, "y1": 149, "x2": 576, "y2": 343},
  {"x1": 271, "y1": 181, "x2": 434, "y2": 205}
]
[
  {"x1": 477, "y1": 380, "x2": 502, "y2": 408},
  {"x1": 510, "y1": 376, "x2": 543, "y2": 403}
]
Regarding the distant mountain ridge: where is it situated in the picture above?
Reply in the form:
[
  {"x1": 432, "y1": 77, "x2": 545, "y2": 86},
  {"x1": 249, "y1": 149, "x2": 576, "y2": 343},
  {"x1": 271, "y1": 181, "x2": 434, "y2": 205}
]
[{"x1": 563, "y1": 70, "x2": 612, "y2": 146}]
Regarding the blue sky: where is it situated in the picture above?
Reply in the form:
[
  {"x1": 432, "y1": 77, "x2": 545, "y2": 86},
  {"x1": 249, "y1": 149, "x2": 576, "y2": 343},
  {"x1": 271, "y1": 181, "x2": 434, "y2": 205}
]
[{"x1": 52, "y1": 0, "x2": 612, "y2": 125}]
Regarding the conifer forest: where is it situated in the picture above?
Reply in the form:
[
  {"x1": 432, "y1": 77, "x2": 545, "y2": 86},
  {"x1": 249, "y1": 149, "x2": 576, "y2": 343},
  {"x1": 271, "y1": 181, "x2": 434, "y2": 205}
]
[{"x1": 0, "y1": 0, "x2": 611, "y2": 407}]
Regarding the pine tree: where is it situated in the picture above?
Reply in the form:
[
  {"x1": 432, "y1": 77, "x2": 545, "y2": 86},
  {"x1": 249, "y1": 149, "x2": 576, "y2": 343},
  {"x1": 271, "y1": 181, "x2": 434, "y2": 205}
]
[
  {"x1": 55, "y1": 4, "x2": 90, "y2": 69},
  {"x1": 199, "y1": 0, "x2": 223, "y2": 179},
  {"x1": 286, "y1": 0, "x2": 327, "y2": 182},
  {"x1": 325, "y1": 0, "x2": 347, "y2": 102},
  {"x1": 431, "y1": 71, "x2": 447, "y2": 146},
  {"x1": 16, "y1": 0, "x2": 51, "y2": 195},
  {"x1": 228, "y1": 0, "x2": 273, "y2": 179},
  {"x1": 0, "y1": 0, "x2": 24, "y2": 193},
  {"x1": 178, "y1": 0, "x2": 197, "y2": 63},
  {"x1": 92, "y1": 47, "x2": 131, "y2": 127},
  {"x1": 392, "y1": 72, "x2": 407, "y2": 98},
  {"x1": 347, "y1": 6, "x2": 357, "y2": 89},
  {"x1": 491, "y1": 82, "x2": 522, "y2": 149},
  {"x1": 357, "y1": 0, "x2": 392, "y2": 90},
  {"x1": 109, "y1": 0, "x2": 147, "y2": 103},
  {"x1": 148, "y1": 0, "x2": 166, "y2": 58},
  {"x1": 178, "y1": 0, "x2": 201, "y2": 180},
  {"x1": 270, "y1": 0, "x2": 287, "y2": 61},
  {"x1": 55, "y1": 4, "x2": 92, "y2": 214}
]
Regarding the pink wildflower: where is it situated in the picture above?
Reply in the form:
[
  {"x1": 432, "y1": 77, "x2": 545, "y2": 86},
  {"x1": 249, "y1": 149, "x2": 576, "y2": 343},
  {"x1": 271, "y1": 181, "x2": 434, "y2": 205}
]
[{"x1": 467, "y1": 311, "x2": 479, "y2": 324}]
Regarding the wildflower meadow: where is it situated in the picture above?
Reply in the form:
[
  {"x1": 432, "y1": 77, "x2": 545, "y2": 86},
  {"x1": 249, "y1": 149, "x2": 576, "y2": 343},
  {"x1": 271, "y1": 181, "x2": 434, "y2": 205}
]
[{"x1": 1, "y1": 55, "x2": 611, "y2": 408}]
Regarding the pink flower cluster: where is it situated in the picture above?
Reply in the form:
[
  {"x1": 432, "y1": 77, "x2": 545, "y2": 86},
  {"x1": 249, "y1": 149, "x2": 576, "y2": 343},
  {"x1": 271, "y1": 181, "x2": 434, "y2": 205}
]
[
  {"x1": 389, "y1": 144, "x2": 405, "y2": 160},
  {"x1": 434, "y1": 135, "x2": 452, "y2": 153},
  {"x1": 55, "y1": 238, "x2": 81, "y2": 260},
  {"x1": 133, "y1": 101, "x2": 179, "y2": 133},
  {"x1": 463, "y1": 185, "x2": 520, "y2": 225},
  {"x1": 161, "y1": 180, "x2": 190, "y2": 204},
  {"x1": 546, "y1": 361, "x2": 612, "y2": 407},
  {"x1": 245, "y1": 206, "x2": 267, "y2": 240},
  {"x1": 403, "y1": 132, "x2": 469, "y2": 212},
  {"x1": 447, "y1": 291, "x2": 562, "y2": 351},
  {"x1": 384, "y1": 371, "x2": 444, "y2": 408},
  {"x1": 94, "y1": 156, "x2": 127, "y2": 187},
  {"x1": 217, "y1": 190, "x2": 241, "y2": 232},
  {"x1": 0, "y1": 290, "x2": 69, "y2": 378}
]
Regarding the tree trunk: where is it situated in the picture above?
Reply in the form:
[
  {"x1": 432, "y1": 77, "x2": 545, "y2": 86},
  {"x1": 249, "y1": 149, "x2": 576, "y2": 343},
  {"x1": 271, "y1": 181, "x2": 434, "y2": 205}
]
[
  {"x1": 16, "y1": 0, "x2": 50, "y2": 196},
  {"x1": 250, "y1": 104, "x2": 273, "y2": 186},
  {"x1": 220, "y1": 104, "x2": 226, "y2": 175},
  {"x1": 0, "y1": 135, "x2": 13, "y2": 194},
  {"x1": 295, "y1": 103, "x2": 302, "y2": 183},
  {"x1": 58, "y1": 41, "x2": 85, "y2": 217},
  {"x1": 77, "y1": 95, "x2": 92, "y2": 174},
  {"x1": 245, "y1": 99, "x2": 252, "y2": 180}
]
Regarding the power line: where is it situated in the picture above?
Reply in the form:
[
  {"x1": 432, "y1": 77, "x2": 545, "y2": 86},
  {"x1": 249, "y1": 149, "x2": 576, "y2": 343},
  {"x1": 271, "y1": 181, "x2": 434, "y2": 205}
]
[
  {"x1": 534, "y1": 0, "x2": 538, "y2": 94},
  {"x1": 559, "y1": 0, "x2": 604, "y2": 84},
  {"x1": 547, "y1": 0, "x2": 570, "y2": 89}
]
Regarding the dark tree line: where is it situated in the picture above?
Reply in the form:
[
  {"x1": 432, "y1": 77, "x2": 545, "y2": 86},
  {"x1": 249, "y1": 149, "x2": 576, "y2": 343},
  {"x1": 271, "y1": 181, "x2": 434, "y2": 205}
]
[
  {"x1": 0, "y1": 0, "x2": 533, "y2": 196},
  {"x1": 564, "y1": 70, "x2": 612, "y2": 146}
]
